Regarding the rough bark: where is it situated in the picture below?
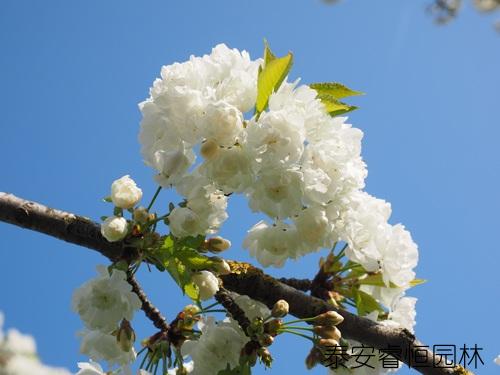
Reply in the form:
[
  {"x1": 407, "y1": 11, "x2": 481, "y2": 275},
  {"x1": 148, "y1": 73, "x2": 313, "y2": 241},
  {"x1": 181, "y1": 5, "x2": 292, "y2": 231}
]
[{"x1": 0, "y1": 192, "x2": 472, "y2": 375}]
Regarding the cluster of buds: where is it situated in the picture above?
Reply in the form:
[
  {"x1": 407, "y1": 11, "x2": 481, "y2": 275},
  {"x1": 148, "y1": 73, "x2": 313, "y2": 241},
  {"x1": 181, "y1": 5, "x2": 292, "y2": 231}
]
[
  {"x1": 305, "y1": 311, "x2": 345, "y2": 369},
  {"x1": 239, "y1": 299, "x2": 289, "y2": 368}
]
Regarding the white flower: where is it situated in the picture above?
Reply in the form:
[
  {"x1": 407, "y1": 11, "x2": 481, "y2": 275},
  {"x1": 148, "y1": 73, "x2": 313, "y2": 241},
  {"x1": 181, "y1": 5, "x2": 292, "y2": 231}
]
[
  {"x1": 76, "y1": 361, "x2": 105, "y2": 375},
  {"x1": 4, "y1": 355, "x2": 71, "y2": 375},
  {"x1": 247, "y1": 167, "x2": 304, "y2": 219},
  {"x1": 294, "y1": 205, "x2": 336, "y2": 251},
  {"x1": 387, "y1": 296, "x2": 417, "y2": 333},
  {"x1": 198, "y1": 101, "x2": 244, "y2": 147},
  {"x1": 181, "y1": 317, "x2": 248, "y2": 375},
  {"x1": 337, "y1": 191, "x2": 392, "y2": 272},
  {"x1": 152, "y1": 145, "x2": 196, "y2": 187},
  {"x1": 191, "y1": 271, "x2": 219, "y2": 301},
  {"x1": 1, "y1": 328, "x2": 37, "y2": 357},
  {"x1": 110, "y1": 175, "x2": 143, "y2": 209},
  {"x1": 168, "y1": 207, "x2": 203, "y2": 238},
  {"x1": 246, "y1": 109, "x2": 306, "y2": 169},
  {"x1": 79, "y1": 330, "x2": 136, "y2": 367},
  {"x1": 243, "y1": 220, "x2": 301, "y2": 268},
  {"x1": 380, "y1": 224, "x2": 419, "y2": 287},
  {"x1": 72, "y1": 266, "x2": 141, "y2": 332},
  {"x1": 169, "y1": 174, "x2": 228, "y2": 237},
  {"x1": 199, "y1": 145, "x2": 255, "y2": 194},
  {"x1": 101, "y1": 216, "x2": 128, "y2": 242},
  {"x1": 232, "y1": 294, "x2": 270, "y2": 321}
]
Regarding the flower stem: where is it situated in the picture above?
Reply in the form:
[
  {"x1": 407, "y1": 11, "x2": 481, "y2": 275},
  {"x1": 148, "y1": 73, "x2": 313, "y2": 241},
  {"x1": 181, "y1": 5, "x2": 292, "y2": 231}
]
[
  {"x1": 147, "y1": 186, "x2": 162, "y2": 211},
  {"x1": 278, "y1": 329, "x2": 314, "y2": 342}
]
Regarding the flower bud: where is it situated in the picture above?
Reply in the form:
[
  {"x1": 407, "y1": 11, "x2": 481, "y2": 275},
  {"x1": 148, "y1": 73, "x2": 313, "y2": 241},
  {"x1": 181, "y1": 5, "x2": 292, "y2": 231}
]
[
  {"x1": 305, "y1": 347, "x2": 323, "y2": 370},
  {"x1": 111, "y1": 175, "x2": 143, "y2": 209},
  {"x1": 312, "y1": 311, "x2": 344, "y2": 326},
  {"x1": 258, "y1": 333, "x2": 274, "y2": 347},
  {"x1": 313, "y1": 326, "x2": 341, "y2": 341},
  {"x1": 200, "y1": 139, "x2": 219, "y2": 160},
  {"x1": 115, "y1": 319, "x2": 136, "y2": 352},
  {"x1": 271, "y1": 299, "x2": 289, "y2": 318},
  {"x1": 183, "y1": 304, "x2": 201, "y2": 316},
  {"x1": 317, "y1": 338, "x2": 339, "y2": 350},
  {"x1": 204, "y1": 236, "x2": 231, "y2": 253},
  {"x1": 212, "y1": 257, "x2": 231, "y2": 275},
  {"x1": 258, "y1": 347, "x2": 273, "y2": 368},
  {"x1": 191, "y1": 271, "x2": 219, "y2": 301},
  {"x1": 133, "y1": 206, "x2": 149, "y2": 223},
  {"x1": 264, "y1": 319, "x2": 282, "y2": 336},
  {"x1": 101, "y1": 216, "x2": 128, "y2": 242}
]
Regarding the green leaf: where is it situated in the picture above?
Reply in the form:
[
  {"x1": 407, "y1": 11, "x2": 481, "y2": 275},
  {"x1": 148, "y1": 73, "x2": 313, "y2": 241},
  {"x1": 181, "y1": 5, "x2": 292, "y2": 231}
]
[
  {"x1": 102, "y1": 196, "x2": 112, "y2": 203},
  {"x1": 353, "y1": 288, "x2": 383, "y2": 316},
  {"x1": 357, "y1": 273, "x2": 387, "y2": 287},
  {"x1": 309, "y1": 82, "x2": 363, "y2": 99},
  {"x1": 263, "y1": 39, "x2": 276, "y2": 65},
  {"x1": 316, "y1": 93, "x2": 358, "y2": 117},
  {"x1": 409, "y1": 278, "x2": 427, "y2": 287},
  {"x1": 184, "y1": 282, "x2": 200, "y2": 301},
  {"x1": 178, "y1": 235, "x2": 205, "y2": 250},
  {"x1": 256, "y1": 45, "x2": 293, "y2": 116},
  {"x1": 175, "y1": 247, "x2": 217, "y2": 271}
]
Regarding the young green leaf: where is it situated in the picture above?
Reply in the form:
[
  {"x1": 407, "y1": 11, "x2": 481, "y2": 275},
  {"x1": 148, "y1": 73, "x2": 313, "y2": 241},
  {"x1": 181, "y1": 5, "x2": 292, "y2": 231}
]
[
  {"x1": 309, "y1": 82, "x2": 363, "y2": 99},
  {"x1": 175, "y1": 247, "x2": 217, "y2": 270},
  {"x1": 255, "y1": 47, "x2": 293, "y2": 116},
  {"x1": 353, "y1": 288, "x2": 383, "y2": 316},
  {"x1": 316, "y1": 93, "x2": 358, "y2": 117},
  {"x1": 409, "y1": 278, "x2": 427, "y2": 287},
  {"x1": 263, "y1": 39, "x2": 276, "y2": 66}
]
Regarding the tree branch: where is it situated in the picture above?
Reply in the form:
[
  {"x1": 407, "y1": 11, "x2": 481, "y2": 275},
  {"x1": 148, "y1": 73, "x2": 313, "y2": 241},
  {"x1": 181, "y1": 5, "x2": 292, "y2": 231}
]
[{"x1": 0, "y1": 192, "x2": 472, "y2": 375}]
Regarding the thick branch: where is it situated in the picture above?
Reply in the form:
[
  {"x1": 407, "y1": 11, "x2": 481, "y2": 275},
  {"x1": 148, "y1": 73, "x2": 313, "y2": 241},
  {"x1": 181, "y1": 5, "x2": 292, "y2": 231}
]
[{"x1": 0, "y1": 193, "x2": 471, "y2": 375}]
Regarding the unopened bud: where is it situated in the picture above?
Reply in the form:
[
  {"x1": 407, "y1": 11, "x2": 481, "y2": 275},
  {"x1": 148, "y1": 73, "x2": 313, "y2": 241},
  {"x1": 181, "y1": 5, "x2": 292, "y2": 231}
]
[
  {"x1": 183, "y1": 304, "x2": 201, "y2": 316},
  {"x1": 271, "y1": 299, "x2": 289, "y2": 318},
  {"x1": 258, "y1": 347, "x2": 273, "y2": 368},
  {"x1": 133, "y1": 206, "x2": 149, "y2": 223},
  {"x1": 264, "y1": 319, "x2": 282, "y2": 336},
  {"x1": 258, "y1": 333, "x2": 274, "y2": 347},
  {"x1": 313, "y1": 311, "x2": 344, "y2": 326},
  {"x1": 305, "y1": 347, "x2": 322, "y2": 370},
  {"x1": 204, "y1": 236, "x2": 232, "y2": 253},
  {"x1": 313, "y1": 326, "x2": 341, "y2": 341},
  {"x1": 115, "y1": 319, "x2": 136, "y2": 352},
  {"x1": 212, "y1": 257, "x2": 231, "y2": 275},
  {"x1": 200, "y1": 139, "x2": 219, "y2": 160},
  {"x1": 317, "y1": 338, "x2": 339, "y2": 350}
]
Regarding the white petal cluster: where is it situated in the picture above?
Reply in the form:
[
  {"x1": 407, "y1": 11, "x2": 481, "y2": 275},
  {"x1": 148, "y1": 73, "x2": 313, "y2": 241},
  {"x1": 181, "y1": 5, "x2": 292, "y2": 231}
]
[
  {"x1": 0, "y1": 312, "x2": 71, "y2": 375},
  {"x1": 191, "y1": 271, "x2": 219, "y2": 301},
  {"x1": 180, "y1": 295, "x2": 268, "y2": 374},
  {"x1": 72, "y1": 266, "x2": 141, "y2": 333},
  {"x1": 72, "y1": 266, "x2": 140, "y2": 370},
  {"x1": 101, "y1": 216, "x2": 128, "y2": 242},
  {"x1": 138, "y1": 45, "x2": 418, "y2": 296},
  {"x1": 79, "y1": 330, "x2": 136, "y2": 367},
  {"x1": 181, "y1": 317, "x2": 248, "y2": 375},
  {"x1": 111, "y1": 175, "x2": 143, "y2": 209}
]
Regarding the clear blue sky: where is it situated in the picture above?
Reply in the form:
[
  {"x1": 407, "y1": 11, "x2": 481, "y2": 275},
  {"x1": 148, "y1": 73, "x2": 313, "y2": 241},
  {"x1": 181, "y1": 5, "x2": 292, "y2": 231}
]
[{"x1": 0, "y1": 1, "x2": 499, "y2": 374}]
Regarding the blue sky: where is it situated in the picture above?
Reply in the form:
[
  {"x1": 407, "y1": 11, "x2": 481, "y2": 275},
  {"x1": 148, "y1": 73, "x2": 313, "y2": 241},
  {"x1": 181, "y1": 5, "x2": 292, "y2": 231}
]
[{"x1": 0, "y1": 0, "x2": 499, "y2": 374}]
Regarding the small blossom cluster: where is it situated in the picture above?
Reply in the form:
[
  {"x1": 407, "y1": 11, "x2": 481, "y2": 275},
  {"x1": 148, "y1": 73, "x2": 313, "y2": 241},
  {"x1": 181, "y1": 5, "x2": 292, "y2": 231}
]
[
  {"x1": 0, "y1": 312, "x2": 70, "y2": 375},
  {"x1": 138, "y1": 45, "x2": 419, "y2": 300},
  {"x1": 72, "y1": 266, "x2": 142, "y2": 373}
]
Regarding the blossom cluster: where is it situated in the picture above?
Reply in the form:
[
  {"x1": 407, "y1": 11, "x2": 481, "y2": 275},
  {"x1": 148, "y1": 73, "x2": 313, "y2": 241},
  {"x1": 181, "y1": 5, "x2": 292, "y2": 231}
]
[
  {"x1": 139, "y1": 43, "x2": 419, "y2": 315},
  {"x1": 72, "y1": 266, "x2": 142, "y2": 373},
  {"x1": 0, "y1": 312, "x2": 70, "y2": 375},
  {"x1": 139, "y1": 44, "x2": 417, "y2": 287}
]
